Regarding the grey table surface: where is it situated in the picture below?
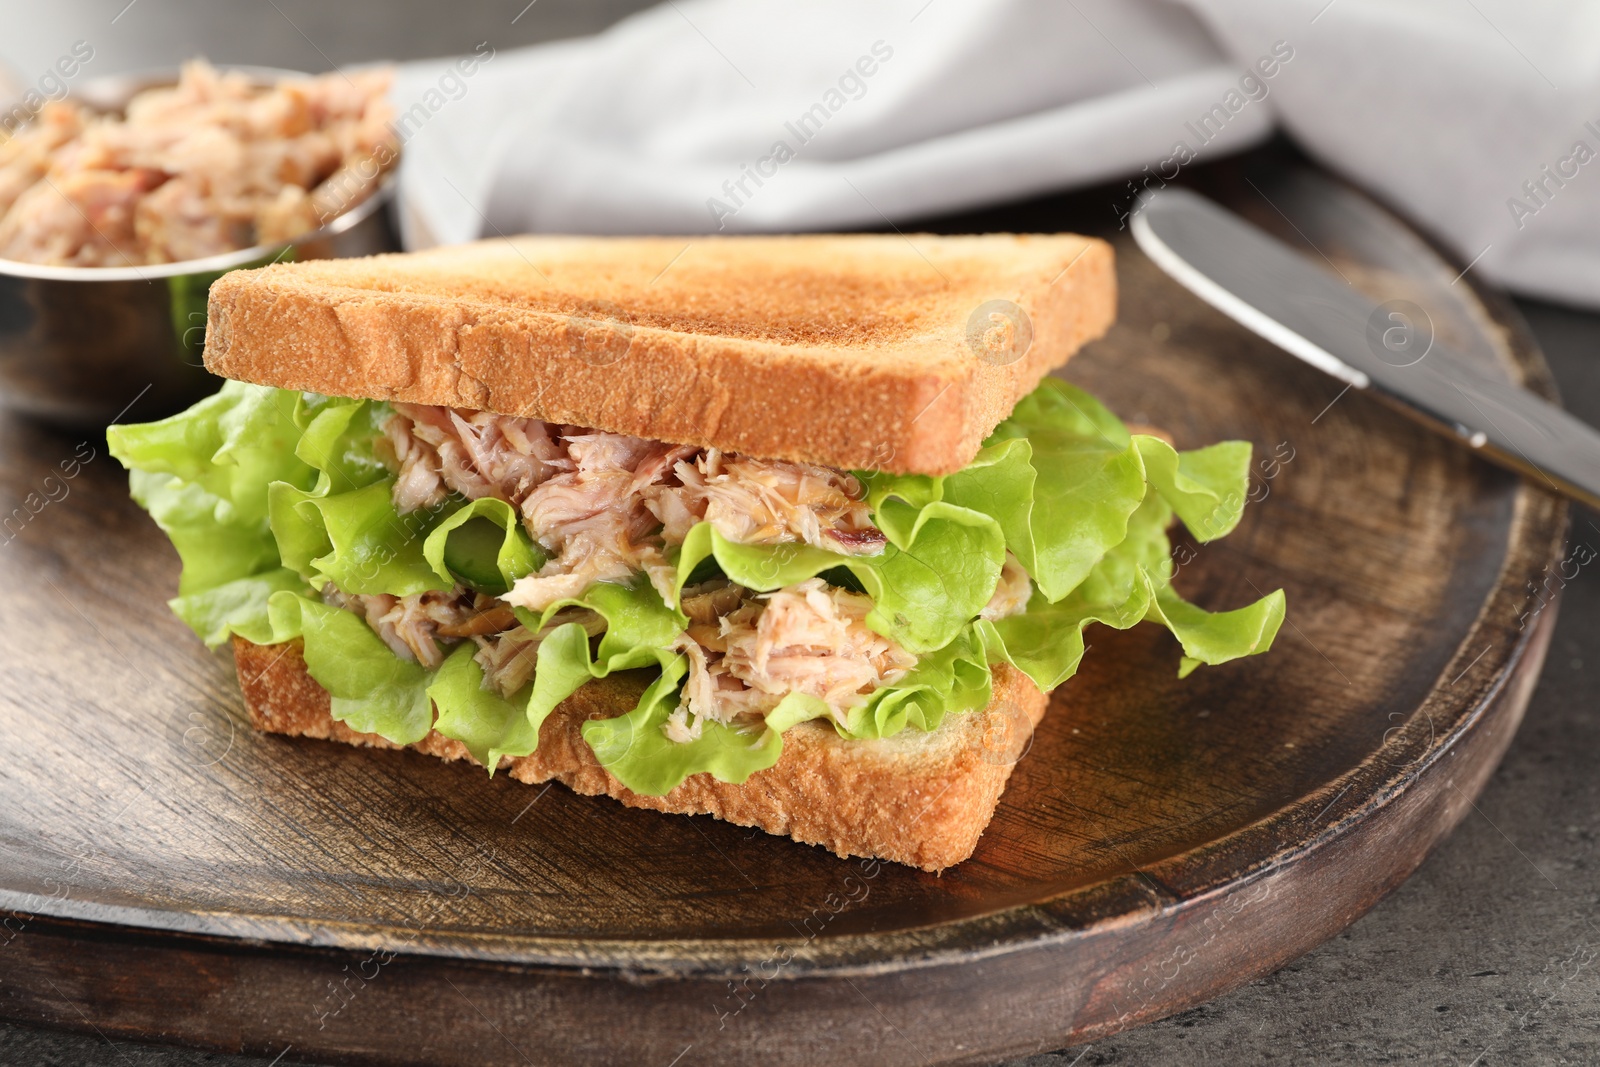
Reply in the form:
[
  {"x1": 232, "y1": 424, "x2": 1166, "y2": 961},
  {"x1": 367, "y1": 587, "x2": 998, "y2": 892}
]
[{"x1": 2, "y1": 3, "x2": 1599, "y2": 1065}]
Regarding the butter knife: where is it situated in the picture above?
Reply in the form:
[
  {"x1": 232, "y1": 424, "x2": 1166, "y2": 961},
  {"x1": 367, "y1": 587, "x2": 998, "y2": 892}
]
[{"x1": 1131, "y1": 187, "x2": 1600, "y2": 509}]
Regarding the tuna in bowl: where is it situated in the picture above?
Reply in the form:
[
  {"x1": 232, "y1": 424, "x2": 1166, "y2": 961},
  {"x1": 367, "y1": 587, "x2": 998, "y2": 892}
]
[{"x1": 0, "y1": 61, "x2": 401, "y2": 426}]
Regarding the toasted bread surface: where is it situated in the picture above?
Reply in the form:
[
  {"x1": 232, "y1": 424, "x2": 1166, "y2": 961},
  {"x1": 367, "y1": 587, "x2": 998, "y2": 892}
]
[
  {"x1": 233, "y1": 636, "x2": 1047, "y2": 871},
  {"x1": 204, "y1": 234, "x2": 1114, "y2": 475}
]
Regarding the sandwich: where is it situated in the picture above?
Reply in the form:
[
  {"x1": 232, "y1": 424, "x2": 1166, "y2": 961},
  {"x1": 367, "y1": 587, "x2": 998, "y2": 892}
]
[{"x1": 107, "y1": 234, "x2": 1285, "y2": 871}]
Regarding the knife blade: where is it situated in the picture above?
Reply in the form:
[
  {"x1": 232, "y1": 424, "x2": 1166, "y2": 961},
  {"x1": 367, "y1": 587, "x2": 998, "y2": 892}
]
[{"x1": 1130, "y1": 186, "x2": 1600, "y2": 509}]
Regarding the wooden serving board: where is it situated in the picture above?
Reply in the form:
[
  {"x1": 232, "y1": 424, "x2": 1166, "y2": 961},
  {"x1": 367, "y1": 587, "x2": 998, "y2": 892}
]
[{"x1": 0, "y1": 164, "x2": 1567, "y2": 1066}]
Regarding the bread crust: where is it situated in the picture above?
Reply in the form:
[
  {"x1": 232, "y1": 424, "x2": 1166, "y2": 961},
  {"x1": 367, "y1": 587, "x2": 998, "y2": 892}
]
[
  {"x1": 232, "y1": 637, "x2": 1047, "y2": 871},
  {"x1": 204, "y1": 233, "x2": 1114, "y2": 475}
]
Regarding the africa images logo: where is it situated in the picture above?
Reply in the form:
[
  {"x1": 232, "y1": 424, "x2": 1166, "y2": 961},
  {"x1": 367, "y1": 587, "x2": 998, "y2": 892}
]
[
  {"x1": 966, "y1": 300, "x2": 1034, "y2": 366},
  {"x1": 1114, "y1": 40, "x2": 1296, "y2": 229},
  {"x1": 706, "y1": 40, "x2": 895, "y2": 230}
]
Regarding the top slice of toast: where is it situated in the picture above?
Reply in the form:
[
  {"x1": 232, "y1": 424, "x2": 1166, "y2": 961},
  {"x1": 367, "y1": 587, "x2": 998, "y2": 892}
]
[{"x1": 203, "y1": 233, "x2": 1114, "y2": 475}]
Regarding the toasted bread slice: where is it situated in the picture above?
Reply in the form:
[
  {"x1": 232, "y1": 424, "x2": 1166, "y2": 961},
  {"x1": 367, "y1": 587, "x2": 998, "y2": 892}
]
[
  {"x1": 233, "y1": 637, "x2": 1047, "y2": 871},
  {"x1": 204, "y1": 234, "x2": 1114, "y2": 475}
]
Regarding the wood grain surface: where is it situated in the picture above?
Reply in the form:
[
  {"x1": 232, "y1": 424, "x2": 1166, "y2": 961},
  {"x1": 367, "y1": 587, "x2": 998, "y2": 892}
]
[{"x1": 0, "y1": 164, "x2": 1569, "y2": 1066}]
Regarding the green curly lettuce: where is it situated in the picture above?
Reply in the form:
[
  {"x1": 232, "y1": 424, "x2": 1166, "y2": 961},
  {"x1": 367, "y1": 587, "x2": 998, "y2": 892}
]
[
  {"x1": 111, "y1": 378, "x2": 1287, "y2": 799},
  {"x1": 109, "y1": 383, "x2": 309, "y2": 591},
  {"x1": 580, "y1": 657, "x2": 783, "y2": 795},
  {"x1": 110, "y1": 382, "x2": 319, "y2": 648},
  {"x1": 866, "y1": 380, "x2": 1257, "y2": 603},
  {"x1": 170, "y1": 565, "x2": 311, "y2": 647},
  {"x1": 264, "y1": 589, "x2": 433, "y2": 743},
  {"x1": 268, "y1": 398, "x2": 451, "y2": 597},
  {"x1": 580, "y1": 616, "x2": 1002, "y2": 796},
  {"x1": 423, "y1": 498, "x2": 543, "y2": 596},
  {"x1": 978, "y1": 492, "x2": 1286, "y2": 692},
  {"x1": 670, "y1": 512, "x2": 1005, "y2": 655},
  {"x1": 427, "y1": 643, "x2": 541, "y2": 768}
]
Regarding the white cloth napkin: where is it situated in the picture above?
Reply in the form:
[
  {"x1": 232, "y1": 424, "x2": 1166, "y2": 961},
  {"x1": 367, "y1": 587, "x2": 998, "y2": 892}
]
[{"x1": 394, "y1": 0, "x2": 1600, "y2": 308}]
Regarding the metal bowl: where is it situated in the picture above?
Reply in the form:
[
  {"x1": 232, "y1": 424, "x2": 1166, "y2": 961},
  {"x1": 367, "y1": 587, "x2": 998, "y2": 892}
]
[{"x1": 0, "y1": 67, "x2": 400, "y2": 428}]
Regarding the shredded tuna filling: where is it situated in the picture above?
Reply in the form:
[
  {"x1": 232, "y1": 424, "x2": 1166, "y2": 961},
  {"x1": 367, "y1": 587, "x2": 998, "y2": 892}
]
[
  {"x1": 322, "y1": 584, "x2": 603, "y2": 697},
  {"x1": 383, "y1": 401, "x2": 886, "y2": 613},
  {"x1": 0, "y1": 59, "x2": 395, "y2": 267},
  {"x1": 666, "y1": 577, "x2": 918, "y2": 739},
  {"x1": 322, "y1": 401, "x2": 1031, "y2": 735}
]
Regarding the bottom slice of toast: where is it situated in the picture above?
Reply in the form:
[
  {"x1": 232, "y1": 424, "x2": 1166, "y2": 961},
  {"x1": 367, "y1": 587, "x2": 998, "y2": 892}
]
[{"x1": 232, "y1": 637, "x2": 1048, "y2": 871}]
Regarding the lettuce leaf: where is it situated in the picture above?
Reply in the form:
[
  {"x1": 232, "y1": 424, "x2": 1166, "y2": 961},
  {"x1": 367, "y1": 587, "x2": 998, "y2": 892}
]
[
  {"x1": 171, "y1": 567, "x2": 309, "y2": 647},
  {"x1": 268, "y1": 399, "x2": 457, "y2": 597},
  {"x1": 270, "y1": 400, "x2": 548, "y2": 600},
  {"x1": 110, "y1": 384, "x2": 318, "y2": 647},
  {"x1": 1004, "y1": 376, "x2": 1133, "y2": 447},
  {"x1": 422, "y1": 497, "x2": 543, "y2": 595},
  {"x1": 127, "y1": 469, "x2": 284, "y2": 598},
  {"x1": 110, "y1": 383, "x2": 313, "y2": 601},
  {"x1": 522, "y1": 576, "x2": 685, "y2": 728},
  {"x1": 272, "y1": 478, "x2": 452, "y2": 596},
  {"x1": 960, "y1": 429, "x2": 1147, "y2": 602},
  {"x1": 980, "y1": 489, "x2": 1285, "y2": 691},
  {"x1": 109, "y1": 380, "x2": 313, "y2": 526},
  {"x1": 867, "y1": 380, "x2": 1257, "y2": 605},
  {"x1": 411, "y1": 576, "x2": 687, "y2": 770},
  {"x1": 112, "y1": 379, "x2": 1287, "y2": 800},
  {"x1": 265, "y1": 590, "x2": 433, "y2": 744},
  {"x1": 672, "y1": 522, "x2": 842, "y2": 598},
  {"x1": 428, "y1": 643, "x2": 539, "y2": 768},
  {"x1": 291, "y1": 394, "x2": 392, "y2": 493},
  {"x1": 583, "y1": 629, "x2": 989, "y2": 795},
  {"x1": 1134, "y1": 435, "x2": 1252, "y2": 543},
  {"x1": 978, "y1": 582, "x2": 1150, "y2": 693},
  {"x1": 852, "y1": 501, "x2": 1006, "y2": 652},
  {"x1": 583, "y1": 589, "x2": 996, "y2": 795},
  {"x1": 1073, "y1": 490, "x2": 1175, "y2": 609},
  {"x1": 836, "y1": 624, "x2": 993, "y2": 738},
  {"x1": 580, "y1": 656, "x2": 792, "y2": 795},
  {"x1": 670, "y1": 513, "x2": 1005, "y2": 654},
  {"x1": 1149, "y1": 585, "x2": 1287, "y2": 679}
]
